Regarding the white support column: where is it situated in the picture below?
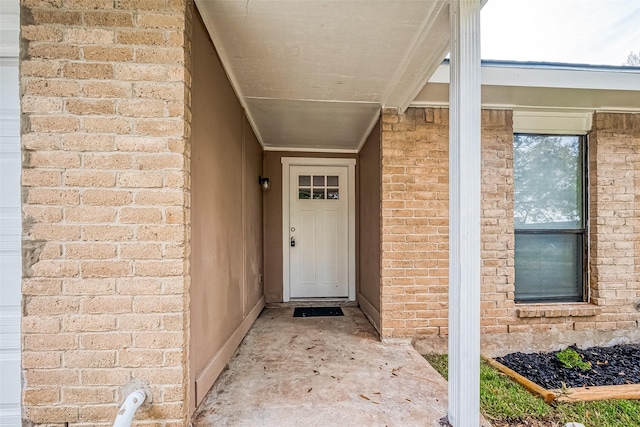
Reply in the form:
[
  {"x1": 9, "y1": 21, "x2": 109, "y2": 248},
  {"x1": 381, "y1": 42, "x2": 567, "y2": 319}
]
[{"x1": 448, "y1": 0, "x2": 481, "y2": 426}]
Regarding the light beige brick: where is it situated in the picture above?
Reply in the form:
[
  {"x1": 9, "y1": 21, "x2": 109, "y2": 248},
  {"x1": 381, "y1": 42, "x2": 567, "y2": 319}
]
[
  {"x1": 24, "y1": 333, "x2": 78, "y2": 352},
  {"x1": 80, "y1": 332, "x2": 132, "y2": 350},
  {"x1": 62, "y1": 387, "x2": 115, "y2": 404},
  {"x1": 24, "y1": 406, "x2": 78, "y2": 423},
  {"x1": 134, "y1": 82, "x2": 183, "y2": 100},
  {"x1": 117, "y1": 170, "x2": 163, "y2": 187},
  {"x1": 117, "y1": 29, "x2": 165, "y2": 45},
  {"x1": 28, "y1": 224, "x2": 81, "y2": 242},
  {"x1": 135, "y1": 46, "x2": 184, "y2": 64},
  {"x1": 22, "y1": 96, "x2": 63, "y2": 114},
  {"x1": 134, "y1": 331, "x2": 183, "y2": 348},
  {"x1": 30, "y1": 259, "x2": 79, "y2": 280},
  {"x1": 29, "y1": 115, "x2": 80, "y2": 133},
  {"x1": 63, "y1": 315, "x2": 117, "y2": 332},
  {"x1": 63, "y1": 134, "x2": 114, "y2": 151},
  {"x1": 64, "y1": 28, "x2": 114, "y2": 44},
  {"x1": 82, "y1": 80, "x2": 132, "y2": 98},
  {"x1": 119, "y1": 349, "x2": 163, "y2": 367},
  {"x1": 65, "y1": 99, "x2": 116, "y2": 115},
  {"x1": 82, "y1": 116, "x2": 132, "y2": 134},
  {"x1": 80, "y1": 296, "x2": 131, "y2": 314},
  {"x1": 28, "y1": 43, "x2": 81, "y2": 60},
  {"x1": 23, "y1": 387, "x2": 60, "y2": 405},
  {"x1": 64, "y1": 170, "x2": 116, "y2": 187},
  {"x1": 22, "y1": 169, "x2": 61, "y2": 187},
  {"x1": 81, "y1": 260, "x2": 132, "y2": 278},
  {"x1": 114, "y1": 63, "x2": 168, "y2": 81},
  {"x1": 65, "y1": 206, "x2": 117, "y2": 223},
  {"x1": 115, "y1": 135, "x2": 166, "y2": 152},
  {"x1": 83, "y1": 46, "x2": 134, "y2": 62},
  {"x1": 81, "y1": 189, "x2": 133, "y2": 206},
  {"x1": 21, "y1": 60, "x2": 62, "y2": 78},
  {"x1": 64, "y1": 350, "x2": 116, "y2": 368},
  {"x1": 84, "y1": 11, "x2": 134, "y2": 27},
  {"x1": 118, "y1": 98, "x2": 166, "y2": 117},
  {"x1": 63, "y1": 278, "x2": 116, "y2": 295},
  {"x1": 83, "y1": 153, "x2": 132, "y2": 169},
  {"x1": 80, "y1": 369, "x2": 131, "y2": 386},
  {"x1": 116, "y1": 277, "x2": 161, "y2": 295},
  {"x1": 136, "y1": 13, "x2": 185, "y2": 30},
  {"x1": 22, "y1": 278, "x2": 63, "y2": 296},
  {"x1": 22, "y1": 25, "x2": 63, "y2": 42},
  {"x1": 82, "y1": 225, "x2": 133, "y2": 242},
  {"x1": 135, "y1": 118, "x2": 184, "y2": 136},
  {"x1": 22, "y1": 316, "x2": 61, "y2": 334},
  {"x1": 119, "y1": 207, "x2": 162, "y2": 223},
  {"x1": 27, "y1": 150, "x2": 80, "y2": 168},
  {"x1": 65, "y1": 243, "x2": 117, "y2": 259}
]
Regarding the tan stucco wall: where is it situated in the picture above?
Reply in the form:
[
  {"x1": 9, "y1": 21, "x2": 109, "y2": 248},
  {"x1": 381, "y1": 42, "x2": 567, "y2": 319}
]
[
  {"x1": 189, "y1": 8, "x2": 264, "y2": 410},
  {"x1": 357, "y1": 119, "x2": 382, "y2": 330},
  {"x1": 263, "y1": 151, "x2": 357, "y2": 302}
]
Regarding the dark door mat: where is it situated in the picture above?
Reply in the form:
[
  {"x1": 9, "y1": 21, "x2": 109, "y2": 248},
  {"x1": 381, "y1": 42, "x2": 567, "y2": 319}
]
[{"x1": 293, "y1": 307, "x2": 344, "y2": 317}]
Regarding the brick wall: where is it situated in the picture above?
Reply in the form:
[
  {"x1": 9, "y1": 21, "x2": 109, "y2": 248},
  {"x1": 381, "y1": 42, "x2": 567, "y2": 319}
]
[
  {"x1": 21, "y1": 1, "x2": 192, "y2": 425},
  {"x1": 380, "y1": 108, "x2": 450, "y2": 339},
  {"x1": 382, "y1": 108, "x2": 640, "y2": 354},
  {"x1": 588, "y1": 113, "x2": 640, "y2": 331}
]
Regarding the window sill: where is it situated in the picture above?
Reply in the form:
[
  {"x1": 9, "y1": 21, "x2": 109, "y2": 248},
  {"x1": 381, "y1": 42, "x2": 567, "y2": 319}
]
[{"x1": 516, "y1": 303, "x2": 602, "y2": 319}]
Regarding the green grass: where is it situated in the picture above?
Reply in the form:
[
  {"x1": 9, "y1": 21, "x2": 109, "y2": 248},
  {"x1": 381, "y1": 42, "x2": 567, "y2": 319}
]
[{"x1": 424, "y1": 354, "x2": 640, "y2": 427}]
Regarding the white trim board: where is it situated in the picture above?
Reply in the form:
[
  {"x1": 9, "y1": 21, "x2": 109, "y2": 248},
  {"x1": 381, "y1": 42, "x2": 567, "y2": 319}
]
[
  {"x1": 281, "y1": 157, "x2": 356, "y2": 303},
  {"x1": 513, "y1": 111, "x2": 592, "y2": 135}
]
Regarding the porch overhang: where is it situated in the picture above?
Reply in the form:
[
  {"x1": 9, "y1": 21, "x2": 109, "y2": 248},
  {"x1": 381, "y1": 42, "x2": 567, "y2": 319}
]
[{"x1": 195, "y1": 0, "x2": 452, "y2": 152}]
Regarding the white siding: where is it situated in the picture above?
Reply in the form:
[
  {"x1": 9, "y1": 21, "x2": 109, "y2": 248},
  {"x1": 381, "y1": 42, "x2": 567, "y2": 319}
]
[{"x1": 0, "y1": 0, "x2": 21, "y2": 425}]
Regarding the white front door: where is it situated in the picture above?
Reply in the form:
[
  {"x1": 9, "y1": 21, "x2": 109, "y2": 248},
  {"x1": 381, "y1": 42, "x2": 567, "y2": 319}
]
[{"x1": 283, "y1": 159, "x2": 355, "y2": 300}]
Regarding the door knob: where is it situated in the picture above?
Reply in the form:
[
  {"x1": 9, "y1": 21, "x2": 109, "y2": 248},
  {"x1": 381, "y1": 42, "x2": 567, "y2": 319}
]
[{"x1": 290, "y1": 237, "x2": 296, "y2": 247}]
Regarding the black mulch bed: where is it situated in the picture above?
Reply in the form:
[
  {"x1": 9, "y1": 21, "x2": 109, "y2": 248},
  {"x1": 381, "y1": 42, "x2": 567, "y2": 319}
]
[{"x1": 495, "y1": 344, "x2": 640, "y2": 390}]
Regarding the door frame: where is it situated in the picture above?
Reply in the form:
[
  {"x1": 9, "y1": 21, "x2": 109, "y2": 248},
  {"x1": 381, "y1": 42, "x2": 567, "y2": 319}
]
[{"x1": 281, "y1": 157, "x2": 356, "y2": 302}]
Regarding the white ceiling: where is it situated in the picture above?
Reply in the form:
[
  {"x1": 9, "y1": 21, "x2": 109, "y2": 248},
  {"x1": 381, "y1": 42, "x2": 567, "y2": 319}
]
[{"x1": 195, "y1": 0, "x2": 450, "y2": 152}]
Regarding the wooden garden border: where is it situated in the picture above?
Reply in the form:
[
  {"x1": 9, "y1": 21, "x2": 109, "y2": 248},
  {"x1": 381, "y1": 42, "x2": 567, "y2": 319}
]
[{"x1": 482, "y1": 355, "x2": 640, "y2": 403}]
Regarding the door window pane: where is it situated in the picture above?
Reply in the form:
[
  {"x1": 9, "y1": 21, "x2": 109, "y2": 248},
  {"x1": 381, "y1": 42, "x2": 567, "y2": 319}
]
[
  {"x1": 298, "y1": 174, "x2": 340, "y2": 201},
  {"x1": 299, "y1": 175, "x2": 311, "y2": 186},
  {"x1": 299, "y1": 188, "x2": 311, "y2": 199}
]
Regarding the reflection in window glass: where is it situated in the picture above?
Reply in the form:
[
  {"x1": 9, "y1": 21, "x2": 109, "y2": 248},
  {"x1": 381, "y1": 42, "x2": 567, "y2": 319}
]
[
  {"x1": 327, "y1": 176, "x2": 339, "y2": 186},
  {"x1": 327, "y1": 188, "x2": 339, "y2": 199},
  {"x1": 313, "y1": 175, "x2": 325, "y2": 186},
  {"x1": 514, "y1": 134, "x2": 585, "y2": 303},
  {"x1": 299, "y1": 175, "x2": 311, "y2": 186},
  {"x1": 298, "y1": 188, "x2": 311, "y2": 199},
  {"x1": 514, "y1": 135, "x2": 582, "y2": 229},
  {"x1": 313, "y1": 189, "x2": 325, "y2": 199}
]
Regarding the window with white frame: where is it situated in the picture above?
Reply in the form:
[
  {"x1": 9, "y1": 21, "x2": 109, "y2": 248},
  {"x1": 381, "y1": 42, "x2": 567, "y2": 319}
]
[{"x1": 513, "y1": 134, "x2": 586, "y2": 302}]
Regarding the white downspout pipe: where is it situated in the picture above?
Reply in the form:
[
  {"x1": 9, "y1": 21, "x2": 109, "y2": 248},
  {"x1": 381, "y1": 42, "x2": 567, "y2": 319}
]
[{"x1": 113, "y1": 390, "x2": 148, "y2": 427}]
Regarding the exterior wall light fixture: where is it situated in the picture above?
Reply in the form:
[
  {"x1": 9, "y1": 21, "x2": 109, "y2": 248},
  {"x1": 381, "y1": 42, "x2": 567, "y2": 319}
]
[{"x1": 259, "y1": 176, "x2": 270, "y2": 191}]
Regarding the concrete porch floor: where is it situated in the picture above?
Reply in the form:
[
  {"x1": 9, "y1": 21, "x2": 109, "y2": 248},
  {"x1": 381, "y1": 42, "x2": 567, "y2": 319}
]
[{"x1": 192, "y1": 306, "x2": 491, "y2": 426}]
